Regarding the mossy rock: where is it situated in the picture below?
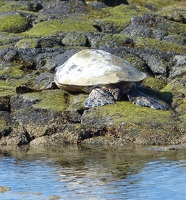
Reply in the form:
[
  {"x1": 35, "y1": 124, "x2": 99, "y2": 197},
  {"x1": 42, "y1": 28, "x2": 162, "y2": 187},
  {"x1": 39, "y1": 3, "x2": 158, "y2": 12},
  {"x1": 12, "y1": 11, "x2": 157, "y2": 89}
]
[
  {"x1": 134, "y1": 37, "x2": 186, "y2": 54},
  {"x1": 0, "y1": 65, "x2": 26, "y2": 79},
  {"x1": 0, "y1": 82, "x2": 16, "y2": 97},
  {"x1": 62, "y1": 32, "x2": 89, "y2": 47},
  {"x1": 15, "y1": 38, "x2": 40, "y2": 49},
  {"x1": 81, "y1": 99, "x2": 171, "y2": 126},
  {"x1": 0, "y1": 13, "x2": 29, "y2": 33},
  {"x1": 142, "y1": 77, "x2": 166, "y2": 90},
  {"x1": 22, "y1": 90, "x2": 86, "y2": 112},
  {"x1": 24, "y1": 18, "x2": 97, "y2": 37},
  {"x1": 161, "y1": 77, "x2": 186, "y2": 127},
  {"x1": 157, "y1": 2, "x2": 186, "y2": 22},
  {"x1": 127, "y1": 0, "x2": 183, "y2": 11},
  {"x1": 122, "y1": 53, "x2": 147, "y2": 73},
  {"x1": 0, "y1": 71, "x2": 38, "y2": 94},
  {"x1": 99, "y1": 34, "x2": 131, "y2": 48},
  {"x1": 0, "y1": 32, "x2": 22, "y2": 46},
  {"x1": 94, "y1": 4, "x2": 151, "y2": 33},
  {"x1": 0, "y1": 2, "x2": 28, "y2": 12}
]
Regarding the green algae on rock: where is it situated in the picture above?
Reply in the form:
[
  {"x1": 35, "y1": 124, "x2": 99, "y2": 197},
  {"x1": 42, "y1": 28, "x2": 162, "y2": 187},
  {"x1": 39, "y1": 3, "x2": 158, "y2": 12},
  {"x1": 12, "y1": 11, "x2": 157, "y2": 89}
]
[
  {"x1": 0, "y1": 13, "x2": 29, "y2": 33},
  {"x1": 142, "y1": 77, "x2": 166, "y2": 91},
  {"x1": 94, "y1": 4, "x2": 151, "y2": 33},
  {"x1": 15, "y1": 38, "x2": 40, "y2": 49},
  {"x1": 127, "y1": 0, "x2": 184, "y2": 11},
  {"x1": 133, "y1": 37, "x2": 186, "y2": 56},
  {"x1": 24, "y1": 18, "x2": 97, "y2": 37}
]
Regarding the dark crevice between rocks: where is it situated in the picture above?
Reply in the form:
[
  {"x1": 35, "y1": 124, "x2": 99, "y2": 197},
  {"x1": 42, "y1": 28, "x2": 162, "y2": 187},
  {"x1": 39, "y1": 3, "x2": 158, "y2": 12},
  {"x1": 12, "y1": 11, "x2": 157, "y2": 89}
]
[
  {"x1": 0, "y1": 127, "x2": 12, "y2": 140},
  {"x1": 102, "y1": 0, "x2": 129, "y2": 6},
  {"x1": 85, "y1": 37, "x2": 91, "y2": 47},
  {"x1": 77, "y1": 126, "x2": 107, "y2": 143},
  {"x1": 93, "y1": 24, "x2": 102, "y2": 32},
  {"x1": 166, "y1": 64, "x2": 170, "y2": 78},
  {"x1": 18, "y1": 127, "x2": 35, "y2": 146},
  {"x1": 77, "y1": 109, "x2": 85, "y2": 116},
  {"x1": 64, "y1": 92, "x2": 70, "y2": 105}
]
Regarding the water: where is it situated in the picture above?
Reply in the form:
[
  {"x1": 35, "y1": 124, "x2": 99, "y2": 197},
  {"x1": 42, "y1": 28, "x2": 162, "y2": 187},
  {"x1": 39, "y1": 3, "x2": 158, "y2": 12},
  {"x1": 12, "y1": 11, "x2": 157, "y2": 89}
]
[{"x1": 0, "y1": 145, "x2": 186, "y2": 200}]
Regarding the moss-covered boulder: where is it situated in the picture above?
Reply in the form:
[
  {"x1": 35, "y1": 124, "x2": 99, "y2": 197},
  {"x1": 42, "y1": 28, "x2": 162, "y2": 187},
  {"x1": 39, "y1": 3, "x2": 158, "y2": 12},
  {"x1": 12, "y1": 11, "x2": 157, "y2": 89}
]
[
  {"x1": 24, "y1": 18, "x2": 97, "y2": 37},
  {"x1": 0, "y1": 12, "x2": 30, "y2": 33}
]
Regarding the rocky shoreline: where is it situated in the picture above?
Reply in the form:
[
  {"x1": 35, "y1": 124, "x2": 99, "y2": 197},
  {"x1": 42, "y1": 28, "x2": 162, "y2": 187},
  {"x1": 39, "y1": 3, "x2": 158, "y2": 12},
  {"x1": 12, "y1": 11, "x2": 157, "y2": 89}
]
[{"x1": 0, "y1": 0, "x2": 185, "y2": 147}]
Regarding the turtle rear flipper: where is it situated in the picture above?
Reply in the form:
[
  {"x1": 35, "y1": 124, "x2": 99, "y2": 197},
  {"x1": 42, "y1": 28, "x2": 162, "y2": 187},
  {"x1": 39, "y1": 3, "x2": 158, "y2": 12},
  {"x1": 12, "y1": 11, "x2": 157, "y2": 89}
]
[
  {"x1": 84, "y1": 88, "x2": 115, "y2": 108},
  {"x1": 127, "y1": 89, "x2": 167, "y2": 110}
]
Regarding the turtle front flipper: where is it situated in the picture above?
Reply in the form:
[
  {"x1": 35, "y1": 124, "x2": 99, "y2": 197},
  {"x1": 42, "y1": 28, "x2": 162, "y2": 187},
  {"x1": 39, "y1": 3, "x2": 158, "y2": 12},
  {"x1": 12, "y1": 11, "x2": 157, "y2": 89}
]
[
  {"x1": 127, "y1": 88, "x2": 167, "y2": 110},
  {"x1": 84, "y1": 88, "x2": 115, "y2": 108}
]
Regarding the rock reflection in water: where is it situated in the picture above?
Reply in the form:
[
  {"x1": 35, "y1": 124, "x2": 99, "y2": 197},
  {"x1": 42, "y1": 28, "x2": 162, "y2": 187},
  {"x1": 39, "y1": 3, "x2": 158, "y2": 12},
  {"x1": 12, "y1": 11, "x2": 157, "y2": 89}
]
[{"x1": 0, "y1": 145, "x2": 186, "y2": 200}]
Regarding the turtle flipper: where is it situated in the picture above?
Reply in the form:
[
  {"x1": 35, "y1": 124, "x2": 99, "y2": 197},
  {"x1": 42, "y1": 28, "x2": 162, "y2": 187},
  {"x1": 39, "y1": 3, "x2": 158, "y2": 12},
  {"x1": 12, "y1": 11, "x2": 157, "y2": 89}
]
[
  {"x1": 84, "y1": 88, "x2": 115, "y2": 108},
  {"x1": 127, "y1": 88, "x2": 167, "y2": 110}
]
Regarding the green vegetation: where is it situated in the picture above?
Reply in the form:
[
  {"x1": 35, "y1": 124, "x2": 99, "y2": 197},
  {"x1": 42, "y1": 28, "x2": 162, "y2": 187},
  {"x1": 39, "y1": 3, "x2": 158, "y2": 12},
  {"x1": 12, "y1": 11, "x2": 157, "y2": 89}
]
[
  {"x1": 0, "y1": 14, "x2": 29, "y2": 33},
  {"x1": 100, "y1": 34, "x2": 131, "y2": 48},
  {"x1": 135, "y1": 37, "x2": 186, "y2": 53},
  {"x1": 0, "y1": 2, "x2": 28, "y2": 12},
  {"x1": 24, "y1": 18, "x2": 97, "y2": 37},
  {"x1": 127, "y1": 0, "x2": 184, "y2": 11},
  {"x1": 16, "y1": 38, "x2": 40, "y2": 49},
  {"x1": 94, "y1": 5, "x2": 151, "y2": 33},
  {"x1": 0, "y1": 65, "x2": 25, "y2": 79},
  {"x1": 143, "y1": 77, "x2": 167, "y2": 90},
  {"x1": 92, "y1": 101, "x2": 171, "y2": 125},
  {"x1": 26, "y1": 90, "x2": 87, "y2": 111}
]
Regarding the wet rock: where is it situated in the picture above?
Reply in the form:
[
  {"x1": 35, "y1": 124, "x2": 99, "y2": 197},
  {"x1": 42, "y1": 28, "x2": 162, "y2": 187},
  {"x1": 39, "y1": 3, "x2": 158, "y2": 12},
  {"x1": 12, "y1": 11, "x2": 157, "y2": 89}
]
[
  {"x1": 0, "y1": 186, "x2": 11, "y2": 193},
  {"x1": 10, "y1": 90, "x2": 83, "y2": 141},
  {"x1": 0, "y1": 111, "x2": 11, "y2": 139}
]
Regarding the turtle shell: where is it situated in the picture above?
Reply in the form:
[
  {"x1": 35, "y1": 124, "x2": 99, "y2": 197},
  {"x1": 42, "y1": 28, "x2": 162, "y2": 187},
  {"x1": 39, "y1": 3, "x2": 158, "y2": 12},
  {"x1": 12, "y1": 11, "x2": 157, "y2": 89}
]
[{"x1": 54, "y1": 49, "x2": 147, "y2": 91}]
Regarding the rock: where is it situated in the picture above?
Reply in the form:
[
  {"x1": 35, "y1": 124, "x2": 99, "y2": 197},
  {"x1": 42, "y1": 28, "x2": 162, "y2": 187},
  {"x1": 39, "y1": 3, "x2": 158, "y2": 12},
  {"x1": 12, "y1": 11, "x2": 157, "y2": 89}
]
[
  {"x1": 0, "y1": 96, "x2": 10, "y2": 111},
  {"x1": 121, "y1": 14, "x2": 185, "y2": 42},
  {"x1": 0, "y1": 1, "x2": 186, "y2": 147},
  {"x1": 88, "y1": 1, "x2": 107, "y2": 9},
  {"x1": 157, "y1": 2, "x2": 186, "y2": 23},
  {"x1": 34, "y1": 72, "x2": 54, "y2": 89},
  {"x1": 62, "y1": 32, "x2": 90, "y2": 47},
  {"x1": 169, "y1": 55, "x2": 186, "y2": 79},
  {"x1": 39, "y1": 0, "x2": 88, "y2": 20},
  {"x1": 0, "y1": 111, "x2": 11, "y2": 139},
  {"x1": 0, "y1": 12, "x2": 30, "y2": 33},
  {"x1": 0, "y1": 186, "x2": 11, "y2": 193},
  {"x1": 146, "y1": 54, "x2": 168, "y2": 76},
  {"x1": 15, "y1": 38, "x2": 40, "y2": 49}
]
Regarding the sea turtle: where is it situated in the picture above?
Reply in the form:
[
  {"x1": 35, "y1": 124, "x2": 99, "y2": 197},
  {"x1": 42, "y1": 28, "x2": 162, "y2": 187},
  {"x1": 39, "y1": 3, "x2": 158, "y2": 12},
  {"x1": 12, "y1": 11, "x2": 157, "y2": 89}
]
[{"x1": 54, "y1": 49, "x2": 167, "y2": 110}]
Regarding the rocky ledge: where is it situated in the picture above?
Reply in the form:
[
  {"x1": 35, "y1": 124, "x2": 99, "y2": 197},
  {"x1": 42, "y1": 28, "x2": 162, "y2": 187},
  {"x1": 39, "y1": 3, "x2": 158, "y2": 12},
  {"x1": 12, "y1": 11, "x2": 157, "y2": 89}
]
[{"x1": 0, "y1": 0, "x2": 185, "y2": 147}]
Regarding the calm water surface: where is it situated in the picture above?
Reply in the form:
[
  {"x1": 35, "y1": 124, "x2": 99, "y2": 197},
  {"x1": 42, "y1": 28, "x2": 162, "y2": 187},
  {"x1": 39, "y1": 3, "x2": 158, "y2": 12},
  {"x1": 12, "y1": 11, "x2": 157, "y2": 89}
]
[{"x1": 0, "y1": 145, "x2": 186, "y2": 200}]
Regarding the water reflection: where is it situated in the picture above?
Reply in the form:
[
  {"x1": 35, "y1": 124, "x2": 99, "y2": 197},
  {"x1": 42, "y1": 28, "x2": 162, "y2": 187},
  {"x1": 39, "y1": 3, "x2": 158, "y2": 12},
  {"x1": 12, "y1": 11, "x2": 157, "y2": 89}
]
[{"x1": 0, "y1": 145, "x2": 186, "y2": 199}]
